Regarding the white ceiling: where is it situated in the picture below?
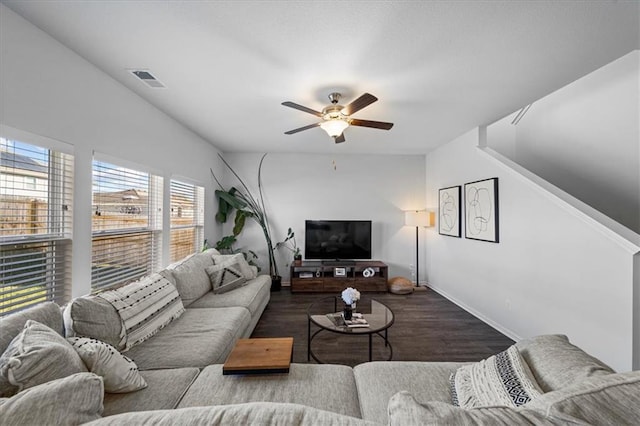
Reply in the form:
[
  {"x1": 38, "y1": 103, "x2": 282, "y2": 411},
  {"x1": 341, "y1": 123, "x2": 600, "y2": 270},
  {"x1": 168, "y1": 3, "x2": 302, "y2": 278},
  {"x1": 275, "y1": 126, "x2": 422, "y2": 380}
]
[{"x1": 2, "y1": 1, "x2": 638, "y2": 155}]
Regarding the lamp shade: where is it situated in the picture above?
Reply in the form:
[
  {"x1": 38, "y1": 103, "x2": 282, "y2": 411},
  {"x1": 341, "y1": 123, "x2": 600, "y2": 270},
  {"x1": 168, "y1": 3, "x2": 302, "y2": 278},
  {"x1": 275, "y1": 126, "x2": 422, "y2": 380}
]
[
  {"x1": 320, "y1": 119, "x2": 349, "y2": 137},
  {"x1": 405, "y1": 210, "x2": 431, "y2": 227}
]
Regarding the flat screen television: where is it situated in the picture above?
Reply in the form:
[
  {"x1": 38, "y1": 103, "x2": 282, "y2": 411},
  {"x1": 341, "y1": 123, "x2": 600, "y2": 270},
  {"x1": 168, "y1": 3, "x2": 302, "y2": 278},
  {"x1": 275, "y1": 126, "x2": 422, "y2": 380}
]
[{"x1": 304, "y1": 220, "x2": 372, "y2": 261}]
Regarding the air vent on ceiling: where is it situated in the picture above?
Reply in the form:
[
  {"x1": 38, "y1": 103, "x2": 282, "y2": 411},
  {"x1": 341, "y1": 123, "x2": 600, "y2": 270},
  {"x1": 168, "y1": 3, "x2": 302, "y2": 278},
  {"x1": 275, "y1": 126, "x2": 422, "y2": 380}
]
[{"x1": 128, "y1": 69, "x2": 165, "y2": 88}]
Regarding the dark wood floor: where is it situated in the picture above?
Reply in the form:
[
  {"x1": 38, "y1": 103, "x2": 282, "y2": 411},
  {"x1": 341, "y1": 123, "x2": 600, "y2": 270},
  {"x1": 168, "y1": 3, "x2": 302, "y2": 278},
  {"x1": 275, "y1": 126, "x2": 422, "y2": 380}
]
[{"x1": 250, "y1": 287, "x2": 514, "y2": 367}]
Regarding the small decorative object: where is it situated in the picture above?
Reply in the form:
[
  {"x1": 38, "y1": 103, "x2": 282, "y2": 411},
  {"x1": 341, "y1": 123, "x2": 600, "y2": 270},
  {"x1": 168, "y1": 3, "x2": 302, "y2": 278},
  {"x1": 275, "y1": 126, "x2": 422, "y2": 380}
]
[
  {"x1": 439, "y1": 185, "x2": 462, "y2": 238},
  {"x1": 464, "y1": 177, "x2": 499, "y2": 243},
  {"x1": 341, "y1": 287, "x2": 360, "y2": 320},
  {"x1": 387, "y1": 276, "x2": 414, "y2": 295}
]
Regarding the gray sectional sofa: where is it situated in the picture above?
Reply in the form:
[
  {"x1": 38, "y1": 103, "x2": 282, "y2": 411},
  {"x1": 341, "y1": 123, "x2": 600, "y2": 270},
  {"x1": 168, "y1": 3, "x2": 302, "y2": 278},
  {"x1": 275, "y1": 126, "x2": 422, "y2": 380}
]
[{"x1": 2, "y1": 249, "x2": 640, "y2": 425}]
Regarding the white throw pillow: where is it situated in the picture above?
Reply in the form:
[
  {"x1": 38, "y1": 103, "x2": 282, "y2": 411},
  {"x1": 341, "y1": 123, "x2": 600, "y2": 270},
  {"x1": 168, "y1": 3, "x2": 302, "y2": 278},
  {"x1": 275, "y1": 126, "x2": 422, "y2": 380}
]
[
  {"x1": 450, "y1": 345, "x2": 542, "y2": 408},
  {"x1": 0, "y1": 320, "x2": 87, "y2": 395},
  {"x1": 68, "y1": 337, "x2": 147, "y2": 393},
  {"x1": 206, "y1": 263, "x2": 247, "y2": 294},
  {"x1": 212, "y1": 253, "x2": 256, "y2": 279}
]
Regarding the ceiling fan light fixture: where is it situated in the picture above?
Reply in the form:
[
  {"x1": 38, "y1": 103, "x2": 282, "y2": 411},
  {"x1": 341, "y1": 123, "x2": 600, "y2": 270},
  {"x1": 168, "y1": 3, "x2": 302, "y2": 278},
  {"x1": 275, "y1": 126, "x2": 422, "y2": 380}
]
[{"x1": 320, "y1": 119, "x2": 349, "y2": 138}]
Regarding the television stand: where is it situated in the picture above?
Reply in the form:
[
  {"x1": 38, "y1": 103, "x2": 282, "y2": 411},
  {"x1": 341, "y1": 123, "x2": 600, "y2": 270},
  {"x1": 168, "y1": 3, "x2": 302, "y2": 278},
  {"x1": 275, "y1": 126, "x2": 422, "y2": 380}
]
[
  {"x1": 290, "y1": 261, "x2": 388, "y2": 293},
  {"x1": 322, "y1": 260, "x2": 356, "y2": 267}
]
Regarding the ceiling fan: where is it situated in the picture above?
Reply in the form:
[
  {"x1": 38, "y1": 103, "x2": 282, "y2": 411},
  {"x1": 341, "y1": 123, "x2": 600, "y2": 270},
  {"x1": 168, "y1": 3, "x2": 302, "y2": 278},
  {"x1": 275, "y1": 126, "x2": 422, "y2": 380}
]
[{"x1": 282, "y1": 92, "x2": 394, "y2": 143}]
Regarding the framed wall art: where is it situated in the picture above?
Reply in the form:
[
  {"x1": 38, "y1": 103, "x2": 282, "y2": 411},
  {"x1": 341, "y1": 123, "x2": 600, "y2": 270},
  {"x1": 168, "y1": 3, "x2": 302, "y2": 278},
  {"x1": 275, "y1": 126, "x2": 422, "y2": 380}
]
[
  {"x1": 464, "y1": 177, "x2": 499, "y2": 243},
  {"x1": 438, "y1": 185, "x2": 461, "y2": 238}
]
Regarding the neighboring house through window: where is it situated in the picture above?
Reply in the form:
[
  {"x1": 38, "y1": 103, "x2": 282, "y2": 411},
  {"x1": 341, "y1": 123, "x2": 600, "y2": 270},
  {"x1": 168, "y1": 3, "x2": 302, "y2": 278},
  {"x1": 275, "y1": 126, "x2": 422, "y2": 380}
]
[
  {"x1": 0, "y1": 135, "x2": 74, "y2": 316},
  {"x1": 91, "y1": 157, "x2": 162, "y2": 292},
  {"x1": 170, "y1": 179, "x2": 204, "y2": 262}
]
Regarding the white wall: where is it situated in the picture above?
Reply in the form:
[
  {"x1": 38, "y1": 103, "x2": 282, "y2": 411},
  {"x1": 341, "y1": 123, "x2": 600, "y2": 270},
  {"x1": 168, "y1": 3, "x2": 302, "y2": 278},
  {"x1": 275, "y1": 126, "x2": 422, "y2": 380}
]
[
  {"x1": 218, "y1": 153, "x2": 426, "y2": 283},
  {"x1": 0, "y1": 5, "x2": 223, "y2": 297},
  {"x1": 488, "y1": 51, "x2": 640, "y2": 234},
  {"x1": 426, "y1": 129, "x2": 640, "y2": 372}
]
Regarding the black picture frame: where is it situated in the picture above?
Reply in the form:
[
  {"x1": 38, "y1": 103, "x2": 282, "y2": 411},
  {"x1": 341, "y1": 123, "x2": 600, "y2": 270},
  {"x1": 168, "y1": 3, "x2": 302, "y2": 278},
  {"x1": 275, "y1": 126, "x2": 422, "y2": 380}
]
[
  {"x1": 438, "y1": 185, "x2": 462, "y2": 238},
  {"x1": 464, "y1": 177, "x2": 499, "y2": 243}
]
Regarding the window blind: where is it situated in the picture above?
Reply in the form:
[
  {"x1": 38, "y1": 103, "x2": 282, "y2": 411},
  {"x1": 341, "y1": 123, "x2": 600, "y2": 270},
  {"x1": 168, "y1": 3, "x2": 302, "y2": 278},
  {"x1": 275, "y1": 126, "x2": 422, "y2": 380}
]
[
  {"x1": 91, "y1": 159, "x2": 162, "y2": 292},
  {"x1": 1, "y1": 137, "x2": 73, "y2": 316},
  {"x1": 170, "y1": 180, "x2": 204, "y2": 262}
]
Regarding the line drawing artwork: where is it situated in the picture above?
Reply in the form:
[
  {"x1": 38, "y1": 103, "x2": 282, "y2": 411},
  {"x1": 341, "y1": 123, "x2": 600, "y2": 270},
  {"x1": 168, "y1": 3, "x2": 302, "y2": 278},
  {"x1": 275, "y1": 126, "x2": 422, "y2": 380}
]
[
  {"x1": 438, "y1": 186, "x2": 461, "y2": 238},
  {"x1": 464, "y1": 178, "x2": 499, "y2": 243},
  {"x1": 466, "y1": 186, "x2": 491, "y2": 236}
]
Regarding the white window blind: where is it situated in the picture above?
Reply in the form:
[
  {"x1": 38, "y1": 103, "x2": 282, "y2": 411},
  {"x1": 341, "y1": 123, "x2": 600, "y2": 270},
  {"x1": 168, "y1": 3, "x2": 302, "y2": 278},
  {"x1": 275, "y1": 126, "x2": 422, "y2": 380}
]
[
  {"x1": 170, "y1": 180, "x2": 204, "y2": 262},
  {"x1": 1, "y1": 137, "x2": 73, "y2": 316},
  {"x1": 91, "y1": 159, "x2": 162, "y2": 292}
]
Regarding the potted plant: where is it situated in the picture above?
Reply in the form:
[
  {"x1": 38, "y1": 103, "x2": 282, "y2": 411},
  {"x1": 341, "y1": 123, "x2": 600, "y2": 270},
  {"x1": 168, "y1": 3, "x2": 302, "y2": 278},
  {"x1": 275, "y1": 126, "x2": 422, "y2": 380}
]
[
  {"x1": 211, "y1": 153, "x2": 282, "y2": 290},
  {"x1": 275, "y1": 227, "x2": 302, "y2": 266}
]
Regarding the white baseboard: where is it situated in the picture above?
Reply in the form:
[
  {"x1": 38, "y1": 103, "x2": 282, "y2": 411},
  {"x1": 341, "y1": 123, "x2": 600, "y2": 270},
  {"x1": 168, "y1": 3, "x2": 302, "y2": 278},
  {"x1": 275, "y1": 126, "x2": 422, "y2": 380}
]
[{"x1": 425, "y1": 282, "x2": 522, "y2": 343}]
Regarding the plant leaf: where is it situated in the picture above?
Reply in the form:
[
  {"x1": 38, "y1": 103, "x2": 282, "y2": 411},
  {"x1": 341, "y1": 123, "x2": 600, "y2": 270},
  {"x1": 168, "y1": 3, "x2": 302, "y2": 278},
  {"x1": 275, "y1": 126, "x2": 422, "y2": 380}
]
[{"x1": 233, "y1": 210, "x2": 247, "y2": 236}]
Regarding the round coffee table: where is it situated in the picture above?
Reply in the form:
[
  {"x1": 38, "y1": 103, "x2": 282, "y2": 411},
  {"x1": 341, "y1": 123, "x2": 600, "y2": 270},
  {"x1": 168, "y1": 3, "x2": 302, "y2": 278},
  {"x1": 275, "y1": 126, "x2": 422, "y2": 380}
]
[{"x1": 307, "y1": 296, "x2": 394, "y2": 363}]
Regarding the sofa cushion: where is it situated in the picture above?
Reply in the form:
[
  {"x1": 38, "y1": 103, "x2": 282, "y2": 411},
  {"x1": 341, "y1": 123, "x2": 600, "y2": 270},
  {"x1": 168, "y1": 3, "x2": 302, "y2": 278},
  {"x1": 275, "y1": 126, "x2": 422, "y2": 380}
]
[
  {"x1": 0, "y1": 320, "x2": 87, "y2": 396},
  {"x1": 353, "y1": 361, "x2": 463, "y2": 424},
  {"x1": 125, "y1": 307, "x2": 251, "y2": 369},
  {"x1": 68, "y1": 337, "x2": 147, "y2": 393},
  {"x1": 98, "y1": 273, "x2": 185, "y2": 351},
  {"x1": 525, "y1": 370, "x2": 640, "y2": 425},
  {"x1": 205, "y1": 263, "x2": 247, "y2": 294},
  {"x1": 63, "y1": 296, "x2": 124, "y2": 349},
  {"x1": 179, "y1": 363, "x2": 362, "y2": 419},
  {"x1": 168, "y1": 251, "x2": 215, "y2": 307},
  {"x1": 0, "y1": 302, "x2": 64, "y2": 355},
  {"x1": 451, "y1": 345, "x2": 542, "y2": 408},
  {"x1": 387, "y1": 391, "x2": 552, "y2": 426},
  {"x1": 188, "y1": 275, "x2": 270, "y2": 316},
  {"x1": 103, "y1": 367, "x2": 199, "y2": 416},
  {"x1": 0, "y1": 302, "x2": 65, "y2": 397},
  {"x1": 515, "y1": 334, "x2": 614, "y2": 392},
  {"x1": 88, "y1": 402, "x2": 375, "y2": 426},
  {"x1": 0, "y1": 373, "x2": 104, "y2": 426},
  {"x1": 212, "y1": 253, "x2": 256, "y2": 279}
]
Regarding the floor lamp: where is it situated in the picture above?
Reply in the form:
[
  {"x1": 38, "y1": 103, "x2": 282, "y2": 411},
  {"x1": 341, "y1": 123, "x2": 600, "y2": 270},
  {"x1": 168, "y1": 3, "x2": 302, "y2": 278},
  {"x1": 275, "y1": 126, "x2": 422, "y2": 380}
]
[{"x1": 405, "y1": 210, "x2": 433, "y2": 286}]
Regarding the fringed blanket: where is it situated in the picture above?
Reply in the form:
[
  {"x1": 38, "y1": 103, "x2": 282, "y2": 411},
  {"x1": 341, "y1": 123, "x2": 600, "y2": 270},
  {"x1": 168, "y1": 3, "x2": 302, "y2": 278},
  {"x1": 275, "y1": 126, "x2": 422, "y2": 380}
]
[{"x1": 99, "y1": 273, "x2": 185, "y2": 351}]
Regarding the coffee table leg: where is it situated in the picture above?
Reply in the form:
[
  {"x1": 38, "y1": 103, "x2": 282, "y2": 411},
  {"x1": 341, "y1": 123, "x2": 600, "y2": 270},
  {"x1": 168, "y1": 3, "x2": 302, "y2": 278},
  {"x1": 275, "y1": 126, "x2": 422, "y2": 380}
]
[
  {"x1": 385, "y1": 328, "x2": 388, "y2": 347},
  {"x1": 369, "y1": 334, "x2": 372, "y2": 362}
]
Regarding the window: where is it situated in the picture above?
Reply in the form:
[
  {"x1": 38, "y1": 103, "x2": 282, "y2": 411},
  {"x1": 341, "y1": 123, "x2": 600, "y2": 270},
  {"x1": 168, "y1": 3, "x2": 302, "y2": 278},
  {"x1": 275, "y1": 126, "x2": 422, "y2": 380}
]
[
  {"x1": 170, "y1": 180, "x2": 204, "y2": 262},
  {"x1": 1, "y1": 137, "x2": 73, "y2": 316},
  {"x1": 91, "y1": 158, "x2": 162, "y2": 291}
]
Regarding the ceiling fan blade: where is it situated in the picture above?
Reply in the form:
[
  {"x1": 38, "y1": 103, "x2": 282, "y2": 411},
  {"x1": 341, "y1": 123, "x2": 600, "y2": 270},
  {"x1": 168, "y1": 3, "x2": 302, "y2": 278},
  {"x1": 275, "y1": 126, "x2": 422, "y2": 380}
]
[
  {"x1": 350, "y1": 119, "x2": 394, "y2": 130},
  {"x1": 334, "y1": 133, "x2": 346, "y2": 144},
  {"x1": 342, "y1": 93, "x2": 378, "y2": 116},
  {"x1": 284, "y1": 122, "x2": 321, "y2": 135},
  {"x1": 281, "y1": 101, "x2": 323, "y2": 117}
]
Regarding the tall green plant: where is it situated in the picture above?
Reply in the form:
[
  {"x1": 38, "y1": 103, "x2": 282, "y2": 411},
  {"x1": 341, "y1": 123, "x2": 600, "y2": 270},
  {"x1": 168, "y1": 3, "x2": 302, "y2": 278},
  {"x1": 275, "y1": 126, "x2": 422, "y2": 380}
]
[{"x1": 211, "y1": 153, "x2": 279, "y2": 278}]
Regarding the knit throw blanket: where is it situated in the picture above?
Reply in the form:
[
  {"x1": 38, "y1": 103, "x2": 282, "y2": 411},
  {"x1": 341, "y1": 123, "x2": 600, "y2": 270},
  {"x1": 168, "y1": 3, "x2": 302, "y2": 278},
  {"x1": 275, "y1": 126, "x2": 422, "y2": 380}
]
[
  {"x1": 450, "y1": 345, "x2": 543, "y2": 408},
  {"x1": 99, "y1": 273, "x2": 185, "y2": 351}
]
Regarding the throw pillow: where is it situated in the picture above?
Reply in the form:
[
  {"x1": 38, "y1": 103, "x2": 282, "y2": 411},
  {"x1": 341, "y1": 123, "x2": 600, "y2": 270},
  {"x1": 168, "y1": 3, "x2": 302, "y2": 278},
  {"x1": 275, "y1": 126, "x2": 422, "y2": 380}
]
[
  {"x1": 525, "y1": 370, "x2": 640, "y2": 425},
  {"x1": 450, "y1": 345, "x2": 542, "y2": 408},
  {"x1": 0, "y1": 302, "x2": 64, "y2": 397},
  {"x1": 68, "y1": 337, "x2": 147, "y2": 393},
  {"x1": 98, "y1": 273, "x2": 185, "y2": 351},
  {"x1": 0, "y1": 372, "x2": 104, "y2": 425},
  {"x1": 388, "y1": 391, "x2": 550, "y2": 426},
  {"x1": 205, "y1": 263, "x2": 248, "y2": 294},
  {"x1": 63, "y1": 296, "x2": 125, "y2": 350},
  {"x1": 212, "y1": 253, "x2": 256, "y2": 279},
  {"x1": 169, "y1": 252, "x2": 215, "y2": 306},
  {"x1": 0, "y1": 320, "x2": 87, "y2": 395}
]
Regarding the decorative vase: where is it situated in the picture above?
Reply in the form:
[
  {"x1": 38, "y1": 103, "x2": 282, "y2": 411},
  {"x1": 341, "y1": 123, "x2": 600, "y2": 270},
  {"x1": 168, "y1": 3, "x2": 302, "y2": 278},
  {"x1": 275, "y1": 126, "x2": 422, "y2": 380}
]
[{"x1": 343, "y1": 304, "x2": 353, "y2": 320}]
